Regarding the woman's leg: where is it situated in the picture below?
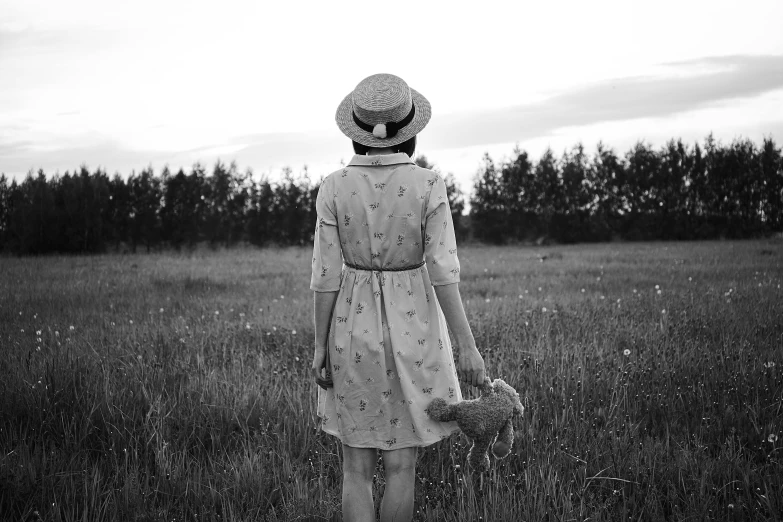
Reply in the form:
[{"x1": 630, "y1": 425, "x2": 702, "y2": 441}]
[
  {"x1": 380, "y1": 447, "x2": 417, "y2": 522},
  {"x1": 342, "y1": 444, "x2": 377, "y2": 522}
]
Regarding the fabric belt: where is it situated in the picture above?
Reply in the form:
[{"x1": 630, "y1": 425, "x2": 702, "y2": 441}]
[{"x1": 344, "y1": 259, "x2": 425, "y2": 272}]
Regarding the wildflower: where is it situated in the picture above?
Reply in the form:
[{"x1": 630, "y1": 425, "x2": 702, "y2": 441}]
[
  {"x1": 518, "y1": 295, "x2": 523, "y2": 299},
  {"x1": 769, "y1": 433, "x2": 778, "y2": 443},
  {"x1": 688, "y1": 277, "x2": 692, "y2": 281},
  {"x1": 159, "y1": 308, "x2": 164, "y2": 313},
  {"x1": 581, "y1": 288, "x2": 585, "y2": 293},
  {"x1": 657, "y1": 289, "x2": 662, "y2": 295},
  {"x1": 655, "y1": 284, "x2": 659, "y2": 290},
  {"x1": 764, "y1": 361, "x2": 776, "y2": 369},
  {"x1": 245, "y1": 323, "x2": 251, "y2": 330},
  {"x1": 633, "y1": 289, "x2": 637, "y2": 293},
  {"x1": 20, "y1": 329, "x2": 24, "y2": 333},
  {"x1": 485, "y1": 298, "x2": 490, "y2": 303},
  {"x1": 600, "y1": 295, "x2": 605, "y2": 300},
  {"x1": 129, "y1": 320, "x2": 133, "y2": 324},
  {"x1": 55, "y1": 331, "x2": 59, "y2": 336},
  {"x1": 214, "y1": 311, "x2": 219, "y2": 315},
  {"x1": 239, "y1": 313, "x2": 245, "y2": 317},
  {"x1": 661, "y1": 309, "x2": 666, "y2": 314},
  {"x1": 36, "y1": 330, "x2": 41, "y2": 336},
  {"x1": 542, "y1": 307, "x2": 547, "y2": 312},
  {"x1": 623, "y1": 349, "x2": 631, "y2": 356},
  {"x1": 291, "y1": 330, "x2": 297, "y2": 335},
  {"x1": 596, "y1": 277, "x2": 601, "y2": 281},
  {"x1": 69, "y1": 325, "x2": 75, "y2": 331}
]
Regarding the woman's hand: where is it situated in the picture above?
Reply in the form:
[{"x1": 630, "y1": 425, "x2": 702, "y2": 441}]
[
  {"x1": 312, "y1": 344, "x2": 333, "y2": 389},
  {"x1": 311, "y1": 345, "x2": 327, "y2": 380},
  {"x1": 458, "y1": 345, "x2": 485, "y2": 387}
]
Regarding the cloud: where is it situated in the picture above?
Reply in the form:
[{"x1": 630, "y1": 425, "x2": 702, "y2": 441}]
[
  {"x1": 0, "y1": 130, "x2": 345, "y2": 180},
  {"x1": 3, "y1": 54, "x2": 782, "y2": 180},
  {"x1": 0, "y1": 139, "x2": 168, "y2": 178},
  {"x1": 427, "y1": 55, "x2": 783, "y2": 149},
  {"x1": 0, "y1": 25, "x2": 101, "y2": 55},
  {"x1": 227, "y1": 131, "x2": 346, "y2": 168}
]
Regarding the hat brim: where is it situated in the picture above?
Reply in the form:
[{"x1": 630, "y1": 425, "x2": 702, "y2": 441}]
[{"x1": 335, "y1": 88, "x2": 431, "y2": 148}]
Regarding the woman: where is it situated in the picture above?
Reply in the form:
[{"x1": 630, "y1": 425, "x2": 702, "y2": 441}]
[{"x1": 310, "y1": 73, "x2": 485, "y2": 521}]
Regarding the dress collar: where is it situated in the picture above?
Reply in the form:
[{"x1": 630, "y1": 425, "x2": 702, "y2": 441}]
[{"x1": 347, "y1": 153, "x2": 415, "y2": 167}]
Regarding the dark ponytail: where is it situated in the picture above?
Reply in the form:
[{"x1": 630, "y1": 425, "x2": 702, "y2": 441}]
[{"x1": 352, "y1": 136, "x2": 417, "y2": 158}]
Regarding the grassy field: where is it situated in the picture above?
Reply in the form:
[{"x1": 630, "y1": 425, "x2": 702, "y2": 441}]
[{"x1": 1, "y1": 240, "x2": 782, "y2": 521}]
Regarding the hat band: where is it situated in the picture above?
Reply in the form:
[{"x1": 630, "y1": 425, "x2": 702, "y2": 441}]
[{"x1": 352, "y1": 104, "x2": 416, "y2": 140}]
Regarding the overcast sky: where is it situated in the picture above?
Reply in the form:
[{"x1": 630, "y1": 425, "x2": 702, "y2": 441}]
[{"x1": 1, "y1": 0, "x2": 782, "y2": 191}]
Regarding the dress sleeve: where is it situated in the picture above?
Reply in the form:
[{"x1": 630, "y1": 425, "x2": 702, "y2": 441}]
[
  {"x1": 310, "y1": 176, "x2": 343, "y2": 292},
  {"x1": 423, "y1": 174, "x2": 460, "y2": 285}
]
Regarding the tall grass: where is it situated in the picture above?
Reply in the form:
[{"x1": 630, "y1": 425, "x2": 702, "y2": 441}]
[{"x1": 1, "y1": 240, "x2": 781, "y2": 521}]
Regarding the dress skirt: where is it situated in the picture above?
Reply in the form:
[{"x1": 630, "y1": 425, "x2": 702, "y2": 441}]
[{"x1": 317, "y1": 265, "x2": 462, "y2": 449}]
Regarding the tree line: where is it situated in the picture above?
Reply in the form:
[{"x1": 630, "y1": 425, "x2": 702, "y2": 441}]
[
  {"x1": 0, "y1": 135, "x2": 780, "y2": 254},
  {"x1": 471, "y1": 135, "x2": 782, "y2": 243}
]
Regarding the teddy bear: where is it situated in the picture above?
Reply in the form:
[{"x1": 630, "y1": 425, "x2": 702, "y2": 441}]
[{"x1": 425, "y1": 377, "x2": 524, "y2": 472}]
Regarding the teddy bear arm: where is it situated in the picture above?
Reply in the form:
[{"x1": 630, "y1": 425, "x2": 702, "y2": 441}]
[
  {"x1": 497, "y1": 417, "x2": 514, "y2": 445},
  {"x1": 468, "y1": 433, "x2": 494, "y2": 472},
  {"x1": 491, "y1": 417, "x2": 514, "y2": 459},
  {"x1": 425, "y1": 398, "x2": 458, "y2": 422}
]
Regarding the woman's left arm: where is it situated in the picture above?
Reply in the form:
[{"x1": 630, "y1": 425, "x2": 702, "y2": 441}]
[
  {"x1": 310, "y1": 174, "x2": 342, "y2": 381},
  {"x1": 311, "y1": 290, "x2": 339, "y2": 381}
]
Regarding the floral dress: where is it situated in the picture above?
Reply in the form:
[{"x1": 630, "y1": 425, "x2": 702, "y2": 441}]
[{"x1": 310, "y1": 152, "x2": 463, "y2": 450}]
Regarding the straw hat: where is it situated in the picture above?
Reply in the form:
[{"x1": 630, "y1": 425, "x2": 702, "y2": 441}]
[{"x1": 335, "y1": 73, "x2": 431, "y2": 148}]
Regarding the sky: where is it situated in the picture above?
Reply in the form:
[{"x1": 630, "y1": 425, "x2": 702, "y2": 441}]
[{"x1": 1, "y1": 0, "x2": 782, "y2": 193}]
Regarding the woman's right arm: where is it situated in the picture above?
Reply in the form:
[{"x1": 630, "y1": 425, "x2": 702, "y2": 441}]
[{"x1": 433, "y1": 282, "x2": 485, "y2": 387}]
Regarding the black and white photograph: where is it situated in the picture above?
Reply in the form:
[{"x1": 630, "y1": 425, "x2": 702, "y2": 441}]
[{"x1": 1, "y1": 1, "x2": 782, "y2": 520}]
